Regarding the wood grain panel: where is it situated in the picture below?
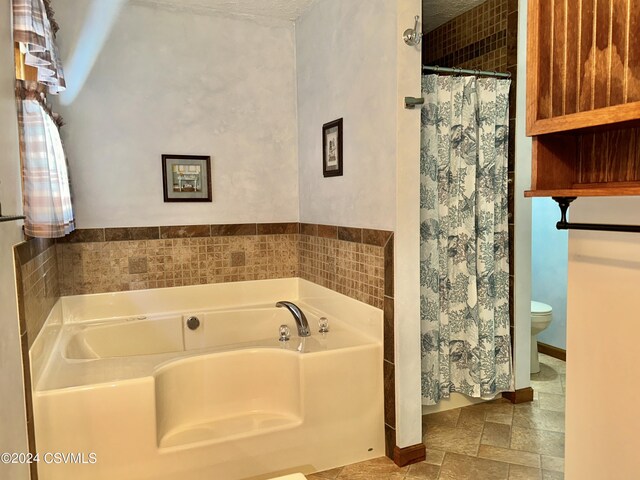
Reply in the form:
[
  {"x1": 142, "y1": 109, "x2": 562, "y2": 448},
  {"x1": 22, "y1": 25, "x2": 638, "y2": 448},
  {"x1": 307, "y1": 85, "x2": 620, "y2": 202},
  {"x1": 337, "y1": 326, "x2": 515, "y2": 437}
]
[
  {"x1": 578, "y1": 0, "x2": 596, "y2": 112},
  {"x1": 609, "y1": 0, "x2": 628, "y2": 105},
  {"x1": 537, "y1": 0, "x2": 553, "y2": 120},
  {"x1": 528, "y1": 100, "x2": 640, "y2": 135},
  {"x1": 628, "y1": 0, "x2": 640, "y2": 101},
  {"x1": 593, "y1": 0, "x2": 611, "y2": 109},
  {"x1": 525, "y1": 185, "x2": 640, "y2": 197},
  {"x1": 527, "y1": 0, "x2": 541, "y2": 132},
  {"x1": 578, "y1": 128, "x2": 640, "y2": 183},
  {"x1": 531, "y1": 135, "x2": 578, "y2": 190},
  {"x1": 552, "y1": 0, "x2": 566, "y2": 116},
  {"x1": 564, "y1": 0, "x2": 580, "y2": 115}
]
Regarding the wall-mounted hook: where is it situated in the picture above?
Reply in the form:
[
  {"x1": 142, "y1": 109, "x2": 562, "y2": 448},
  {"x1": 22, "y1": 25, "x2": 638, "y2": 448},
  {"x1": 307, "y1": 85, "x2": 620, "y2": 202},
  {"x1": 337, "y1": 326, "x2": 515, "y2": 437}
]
[{"x1": 403, "y1": 15, "x2": 423, "y2": 46}]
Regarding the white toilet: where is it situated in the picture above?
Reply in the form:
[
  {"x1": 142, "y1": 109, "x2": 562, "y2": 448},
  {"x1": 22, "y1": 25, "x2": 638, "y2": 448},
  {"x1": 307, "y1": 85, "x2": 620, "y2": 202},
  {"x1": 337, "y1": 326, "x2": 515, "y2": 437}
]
[{"x1": 530, "y1": 301, "x2": 553, "y2": 374}]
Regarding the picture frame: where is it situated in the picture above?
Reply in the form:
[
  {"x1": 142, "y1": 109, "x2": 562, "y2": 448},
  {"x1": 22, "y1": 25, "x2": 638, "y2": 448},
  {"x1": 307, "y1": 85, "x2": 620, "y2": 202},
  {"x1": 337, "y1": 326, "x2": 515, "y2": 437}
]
[
  {"x1": 162, "y1": 154, "x2": 212, "y2": 202},
  {"x1": 322, "y1": 118, "x2": 343, "y2": 177}
]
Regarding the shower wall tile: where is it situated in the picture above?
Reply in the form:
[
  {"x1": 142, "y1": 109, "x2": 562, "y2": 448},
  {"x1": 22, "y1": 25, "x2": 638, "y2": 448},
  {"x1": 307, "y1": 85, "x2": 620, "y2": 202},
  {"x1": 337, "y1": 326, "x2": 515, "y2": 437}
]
[{"x1": 423, "y1": 0, "x2": 513, "y2": 72}]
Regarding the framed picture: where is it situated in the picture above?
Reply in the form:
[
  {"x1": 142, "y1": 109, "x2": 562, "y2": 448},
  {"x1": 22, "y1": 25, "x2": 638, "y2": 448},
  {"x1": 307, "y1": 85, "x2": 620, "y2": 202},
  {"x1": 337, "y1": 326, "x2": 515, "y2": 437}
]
[
  {"x1": 162, "y1": 154, "x2": 212, "y2": 202},
  {"x1": 322, "y1": 118, "x2": 343, "y2": 177}
]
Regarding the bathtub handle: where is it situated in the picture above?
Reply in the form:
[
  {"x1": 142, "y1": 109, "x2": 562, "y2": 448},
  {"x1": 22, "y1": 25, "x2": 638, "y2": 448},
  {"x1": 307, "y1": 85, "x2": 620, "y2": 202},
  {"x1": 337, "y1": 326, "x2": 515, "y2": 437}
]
[{"x1": 186, "y1": 316, "x2": 201, "y2": 330}]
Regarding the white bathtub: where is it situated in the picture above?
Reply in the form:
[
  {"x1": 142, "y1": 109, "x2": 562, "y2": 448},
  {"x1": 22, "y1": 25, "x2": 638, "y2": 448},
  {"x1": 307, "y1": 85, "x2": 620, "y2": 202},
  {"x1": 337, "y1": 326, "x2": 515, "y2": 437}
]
[{"x1": 32, "y1": 278, "x2": 384, "y2": 480}]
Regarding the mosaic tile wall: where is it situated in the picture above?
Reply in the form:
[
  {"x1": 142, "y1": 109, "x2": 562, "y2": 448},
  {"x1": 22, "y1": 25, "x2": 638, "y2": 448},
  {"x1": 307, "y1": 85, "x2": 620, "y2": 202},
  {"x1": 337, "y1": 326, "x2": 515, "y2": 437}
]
[
  {"x1": 57, "y1": 235, "x2": 298, "y2": 296},
  {"x1": 299, "y1": 234, "x2": 384, "y2": 309},
  {"x1": 14, "y1": 238, "x2": 60, "y2": 349},
  {"x1": 423, "y1": 0, "x2": 515, "y2": 72},
  {"x1": 53, "y1": 224, "x2": 392, "y2": 311},
  {"x1": 423, "y1": 0, "x2": 518, "y2": 337}
]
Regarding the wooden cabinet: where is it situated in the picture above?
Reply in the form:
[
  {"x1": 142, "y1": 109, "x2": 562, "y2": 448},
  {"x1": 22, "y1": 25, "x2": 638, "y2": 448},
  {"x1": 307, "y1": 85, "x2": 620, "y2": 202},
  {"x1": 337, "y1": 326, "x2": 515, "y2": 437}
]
[{"x1": 525, "y1": 0, "x2": 640, "y2": 197}]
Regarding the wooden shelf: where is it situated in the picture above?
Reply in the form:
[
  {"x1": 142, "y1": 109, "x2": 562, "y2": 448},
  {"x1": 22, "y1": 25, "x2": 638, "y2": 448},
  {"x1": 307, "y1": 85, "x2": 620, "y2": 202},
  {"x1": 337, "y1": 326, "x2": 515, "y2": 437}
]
[
  {"x1": 527, "y1": 103, "x2": 640, "y2": 136},
  {"x1": 525, "y1": 186, "x2": 640, "y2": 198}
]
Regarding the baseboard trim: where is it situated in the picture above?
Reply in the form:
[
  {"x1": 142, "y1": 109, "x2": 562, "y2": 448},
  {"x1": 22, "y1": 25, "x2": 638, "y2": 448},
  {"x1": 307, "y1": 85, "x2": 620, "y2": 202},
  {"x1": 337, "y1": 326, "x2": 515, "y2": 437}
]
[
  {"x1": 502, "y1": 387, "x2": 534, "y2": 404},
  {"x1": 538, "y1": 342, "x2": 566, "y2": 361},
  {"x1": 393, "y1": 443, "x2": 426, "y2": 467}
]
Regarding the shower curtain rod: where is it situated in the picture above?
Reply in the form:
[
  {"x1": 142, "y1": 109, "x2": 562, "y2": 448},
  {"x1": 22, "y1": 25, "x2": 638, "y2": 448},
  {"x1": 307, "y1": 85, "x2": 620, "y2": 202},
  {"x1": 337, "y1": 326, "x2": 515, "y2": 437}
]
[
  {"x1": 423, "y1": 65, "x2": 511, "y2": 79},
  {"x1": 405, "y1": 66, "x2": 512, "y2": 108}
]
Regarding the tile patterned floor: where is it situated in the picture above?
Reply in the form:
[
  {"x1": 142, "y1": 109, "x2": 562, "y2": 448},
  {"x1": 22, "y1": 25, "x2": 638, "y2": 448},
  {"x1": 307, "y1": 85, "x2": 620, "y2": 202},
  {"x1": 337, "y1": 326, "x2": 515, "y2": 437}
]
[{"x1": 309, "y1": 354, "x2": 566, "y2": 480}]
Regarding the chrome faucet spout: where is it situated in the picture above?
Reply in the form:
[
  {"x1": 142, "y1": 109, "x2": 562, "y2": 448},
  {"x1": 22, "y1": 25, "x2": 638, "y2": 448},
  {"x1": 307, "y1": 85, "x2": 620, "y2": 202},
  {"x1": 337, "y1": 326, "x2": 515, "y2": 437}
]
[{"x1": 276, "y1": 301, "x2": 311, "y2": 337}]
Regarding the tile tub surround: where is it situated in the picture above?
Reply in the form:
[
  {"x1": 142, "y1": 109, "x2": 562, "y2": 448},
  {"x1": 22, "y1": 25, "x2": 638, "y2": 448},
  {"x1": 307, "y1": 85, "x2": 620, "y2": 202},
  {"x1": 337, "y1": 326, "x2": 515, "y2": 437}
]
[
  {"x1": 55, "y1": 223, "x2": 392, "y2": 309},
  {"x1": 53, "y1": 222, "x2": 399, "y2": 461},
  {"x1": 298, "y1": 226, "x2": 387, "y2": 309},
  {"x1": 57, "y1": 234, "x2": 299, "y2": 295}
]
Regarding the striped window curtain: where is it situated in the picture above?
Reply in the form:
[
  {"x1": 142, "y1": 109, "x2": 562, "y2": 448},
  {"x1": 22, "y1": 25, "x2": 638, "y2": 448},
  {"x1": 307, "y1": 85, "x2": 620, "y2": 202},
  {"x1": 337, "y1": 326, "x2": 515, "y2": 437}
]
[
  {"x1": 16, "y1": 81, "x2": 74, "y2": 238},
  {"x1": 12, "y1": 0, "x2": 65, "y2": 93}
]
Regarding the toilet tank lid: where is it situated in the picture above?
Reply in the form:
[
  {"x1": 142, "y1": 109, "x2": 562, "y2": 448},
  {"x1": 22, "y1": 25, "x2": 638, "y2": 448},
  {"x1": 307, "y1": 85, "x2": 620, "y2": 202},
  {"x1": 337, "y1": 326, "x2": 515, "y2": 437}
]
[{"x1": 531, "y1": 301, "x2": 552, "y2": 314}]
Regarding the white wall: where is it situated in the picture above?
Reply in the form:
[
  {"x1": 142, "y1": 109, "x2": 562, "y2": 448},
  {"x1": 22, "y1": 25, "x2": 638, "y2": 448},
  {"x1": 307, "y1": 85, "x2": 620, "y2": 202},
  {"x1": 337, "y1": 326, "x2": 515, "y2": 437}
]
[
  {"x1": 394, "y1": 0, "x2": 422, "y2": 448},
  {"x1": 565, "y1": 198, "x2": 640, "y2": 479},
  {"x1": 295, "y1": 0, "x2": 397, "y2": 231},
  {"x1": 296, "y1": 0, "x2": 424, "y2": 448},
  {"x1": 53, "y1": 0, "x2": 299, "y2": 228},
  {"x1": 532, "y1": 197, "x2": 568, "y2": 349},
  {"x1": 514, "y1": 0, "x2": 532, "y2": 390},
  {"x1": 0, "y1": 0, "x2": 30, "y2": 478}
]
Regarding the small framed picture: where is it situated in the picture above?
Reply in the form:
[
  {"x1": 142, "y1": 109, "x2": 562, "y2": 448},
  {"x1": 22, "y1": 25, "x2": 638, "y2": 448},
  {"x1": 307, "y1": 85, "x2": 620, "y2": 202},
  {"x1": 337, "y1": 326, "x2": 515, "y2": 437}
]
[
  {"x1": 322, "y1": 118, "x2": 343, "y2": 177},
  {"x1": 162, "y1": 154, "x2": 212, "y2": 202}
]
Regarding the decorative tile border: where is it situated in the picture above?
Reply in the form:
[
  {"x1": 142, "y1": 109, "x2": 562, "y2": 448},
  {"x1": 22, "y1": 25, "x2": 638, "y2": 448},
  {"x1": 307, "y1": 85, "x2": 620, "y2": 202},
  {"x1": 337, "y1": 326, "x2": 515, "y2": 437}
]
[{"x1": 57, "y1": 223, "x2": 302, "y2": 243}]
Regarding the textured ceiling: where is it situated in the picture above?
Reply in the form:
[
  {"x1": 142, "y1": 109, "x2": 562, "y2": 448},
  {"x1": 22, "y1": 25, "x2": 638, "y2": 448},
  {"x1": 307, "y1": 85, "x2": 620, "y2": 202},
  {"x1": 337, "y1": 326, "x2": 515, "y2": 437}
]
[
  {"x1": 132, "y1": 0, "x2": 318, "y2": 21},
  {"x1": 422, "y1": 0, "x2": 487, "y2": 32}
]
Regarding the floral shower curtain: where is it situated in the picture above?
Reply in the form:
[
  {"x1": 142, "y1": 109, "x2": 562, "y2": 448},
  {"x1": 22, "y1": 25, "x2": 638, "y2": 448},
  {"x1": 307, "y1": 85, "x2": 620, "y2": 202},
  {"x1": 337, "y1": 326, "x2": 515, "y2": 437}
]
[{"x1": 420, "y1": 74, "x2": 513, "y2": 405}]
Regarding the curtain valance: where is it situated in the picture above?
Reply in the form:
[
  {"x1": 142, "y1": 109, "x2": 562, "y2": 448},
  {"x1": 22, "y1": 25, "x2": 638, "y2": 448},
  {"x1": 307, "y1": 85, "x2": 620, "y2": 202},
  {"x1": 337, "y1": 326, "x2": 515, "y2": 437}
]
[
  {"x1": 12, "y1": 0, "x2": 66, "y2": 94},
  {"x1": 16, "y1": 80, "x2": 74, "y2": 238}
]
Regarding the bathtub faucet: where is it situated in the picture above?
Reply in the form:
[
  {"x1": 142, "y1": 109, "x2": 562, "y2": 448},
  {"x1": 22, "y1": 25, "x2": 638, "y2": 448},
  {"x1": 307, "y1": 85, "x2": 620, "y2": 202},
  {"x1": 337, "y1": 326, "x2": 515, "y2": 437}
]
[{"x1": 275, "y1": 301, "x2": 311, "y2": 337}]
